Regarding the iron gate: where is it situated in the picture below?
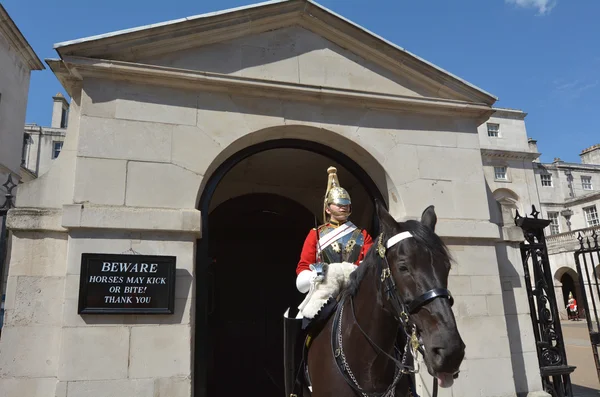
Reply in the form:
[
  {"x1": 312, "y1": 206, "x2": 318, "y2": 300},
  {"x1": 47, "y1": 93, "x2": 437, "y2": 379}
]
[
  {"x1": 515, "y1": 206, "x2": 575, "y2": 397},
  {"x1": 573, "y1": 229, "x2": 600, "y2": 384}
]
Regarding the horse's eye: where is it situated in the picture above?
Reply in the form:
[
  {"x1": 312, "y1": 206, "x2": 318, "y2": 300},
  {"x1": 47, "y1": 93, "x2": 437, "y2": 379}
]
[{"x1": 397, "y1": 265, "x2": 409, "y2": 272}]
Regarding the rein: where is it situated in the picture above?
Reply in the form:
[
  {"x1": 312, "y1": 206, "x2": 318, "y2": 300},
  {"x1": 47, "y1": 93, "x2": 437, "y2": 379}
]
[{"x1": 331, "y1": 231, "x2": 454, "y2": 397}]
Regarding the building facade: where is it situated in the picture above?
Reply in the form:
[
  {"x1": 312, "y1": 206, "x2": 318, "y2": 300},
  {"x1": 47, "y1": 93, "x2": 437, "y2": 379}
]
[
  {"x1": 0, "y1": 3, "x2": 44, "y2": 334},
  {"x1": 22, "y1": 93, "x2": 68, "y2": 178},
  {"x1": 0, "y1": 1, "x2": 570, "y2": 396}
]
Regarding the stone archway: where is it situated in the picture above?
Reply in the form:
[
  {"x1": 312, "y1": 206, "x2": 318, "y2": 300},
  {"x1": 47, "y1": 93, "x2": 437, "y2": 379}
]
[
  {"x1": 555, "y1": 267, "x2": 583, "y2": 320},
  {"x1": 194, "y1": 139, "x2": 386, "y2": 397}
]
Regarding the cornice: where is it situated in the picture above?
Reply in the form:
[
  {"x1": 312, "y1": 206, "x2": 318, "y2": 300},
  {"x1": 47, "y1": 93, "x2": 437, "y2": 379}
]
[
  {"x1": 0, "y1": 5, "x2": 44, "y2": 70},
  {"x1": 480, "y1": 148, "x2": 541, "y2": 161},
  {"x1": 51, "y1": 56, "x2": 494, "y2": 119}
]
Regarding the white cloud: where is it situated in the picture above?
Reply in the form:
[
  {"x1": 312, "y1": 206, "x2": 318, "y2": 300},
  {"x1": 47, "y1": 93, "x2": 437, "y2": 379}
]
[{"x1": 505, "y1": 0, "x2": 557, "y2": 15}]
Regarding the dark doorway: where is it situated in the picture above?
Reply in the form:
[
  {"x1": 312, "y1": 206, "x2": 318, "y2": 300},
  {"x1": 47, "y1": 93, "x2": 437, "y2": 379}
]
[
  {"x1": 206, "y1": 193, "x2": 313, "y2": 396},
  {"x1": 561, "y1": 271, "x2": 581, "y2": 319}
]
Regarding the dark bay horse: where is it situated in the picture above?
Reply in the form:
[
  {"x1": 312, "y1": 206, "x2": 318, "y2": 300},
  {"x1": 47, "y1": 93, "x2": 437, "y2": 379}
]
[{"x1": 305, "y1": 201, "x2": 465, "y2": 397}]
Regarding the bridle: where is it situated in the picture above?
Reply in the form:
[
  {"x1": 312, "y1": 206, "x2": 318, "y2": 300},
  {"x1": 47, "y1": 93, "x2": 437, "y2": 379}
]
[
  {"x1": 377, "y1": 231, "x2": 454, "y2": 330},
  {"x1": 331, "y1": 230, "x2": 455, "y2": 397}
]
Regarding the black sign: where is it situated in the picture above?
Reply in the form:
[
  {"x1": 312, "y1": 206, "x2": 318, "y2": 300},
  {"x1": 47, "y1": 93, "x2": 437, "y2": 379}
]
[{"x1": 78, "y1": 253, "x2": 176, "y2": 314}]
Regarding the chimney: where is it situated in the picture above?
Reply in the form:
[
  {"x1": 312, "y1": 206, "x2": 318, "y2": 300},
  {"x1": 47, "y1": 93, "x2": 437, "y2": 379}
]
[
  {"x1": 580, "y1": 144, "x2": 600, "y2": 165},
  {"x1": 528, "y1": 138, "x2": 540, "y2": 162},
  {"x1": 51, "y1": 93, "x2": 69, "y2": 128}
]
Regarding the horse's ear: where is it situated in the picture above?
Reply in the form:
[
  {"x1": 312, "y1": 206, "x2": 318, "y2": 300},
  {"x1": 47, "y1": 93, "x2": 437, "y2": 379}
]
[
  {"x1": 375, "y1": 199, "x2": 397, "y2": 237},
  {"x1": 420, "y1": 205, "x2": 437, "y2": 231}
]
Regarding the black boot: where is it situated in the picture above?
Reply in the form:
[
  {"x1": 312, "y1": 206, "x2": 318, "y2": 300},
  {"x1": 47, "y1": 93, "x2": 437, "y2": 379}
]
[{"x1": 283, "y1": 309, "x2": 305, "y2": 397}]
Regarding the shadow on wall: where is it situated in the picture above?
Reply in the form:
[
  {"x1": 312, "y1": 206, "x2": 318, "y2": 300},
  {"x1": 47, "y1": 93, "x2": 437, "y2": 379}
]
[{"x1": 495, "y1": 240, "x2": 531, "y2": 395}]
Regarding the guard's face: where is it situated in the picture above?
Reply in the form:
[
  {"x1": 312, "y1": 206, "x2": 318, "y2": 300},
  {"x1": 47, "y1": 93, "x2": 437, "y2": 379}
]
[{"x1": 326, "y1": 203, "x2": 351, "y2": 222}]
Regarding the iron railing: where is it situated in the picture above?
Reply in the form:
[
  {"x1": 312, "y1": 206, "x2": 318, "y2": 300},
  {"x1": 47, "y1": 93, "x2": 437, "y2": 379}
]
[{"x1": 515, "y1": 205, "x2": 575, "y2": 397}]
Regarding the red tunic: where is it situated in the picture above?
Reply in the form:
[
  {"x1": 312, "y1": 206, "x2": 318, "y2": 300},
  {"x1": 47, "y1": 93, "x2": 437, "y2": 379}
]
[{"x1": 296, "y1": 225, "x2": 373, "y2": 275}]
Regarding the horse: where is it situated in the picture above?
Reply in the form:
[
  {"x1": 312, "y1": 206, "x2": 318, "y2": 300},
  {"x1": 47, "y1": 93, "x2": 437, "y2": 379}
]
[{"x1": 303, "y1": 201, "x2": 465, "y2": 397}]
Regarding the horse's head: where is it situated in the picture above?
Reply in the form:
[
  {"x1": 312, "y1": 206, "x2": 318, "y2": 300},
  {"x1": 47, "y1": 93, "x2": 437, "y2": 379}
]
[{"x1": 375, "y1": 200, "x2": 465, "y2": 388}]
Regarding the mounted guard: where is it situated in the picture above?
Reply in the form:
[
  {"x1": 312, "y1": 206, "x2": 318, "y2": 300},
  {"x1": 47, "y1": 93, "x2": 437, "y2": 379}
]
[{"x1": 283, "y1": 166, "x2": 373, "y2": 397}]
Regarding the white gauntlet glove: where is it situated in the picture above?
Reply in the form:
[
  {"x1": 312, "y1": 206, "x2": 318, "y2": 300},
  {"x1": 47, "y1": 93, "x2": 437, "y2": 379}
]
[
  {"x1": 296, "y1": 263, "x2": 327, "y2": 293},
  {"x1": 296, "y1": 269, "x2": 317, "y2": 293}
]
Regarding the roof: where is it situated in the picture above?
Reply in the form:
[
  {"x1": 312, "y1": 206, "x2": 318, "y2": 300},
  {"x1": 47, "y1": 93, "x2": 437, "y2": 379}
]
[
  {"x1": 50, "y1": 0, "x2": 497, "y2": 105},
  {"x1": 0, "y1": 4, "x2": 44, "y2": 70}
]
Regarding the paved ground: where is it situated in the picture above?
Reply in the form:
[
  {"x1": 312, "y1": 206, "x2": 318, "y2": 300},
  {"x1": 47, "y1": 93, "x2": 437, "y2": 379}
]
[{"x1": 561, "y1": 320, "x2": 600, "y2": 396}]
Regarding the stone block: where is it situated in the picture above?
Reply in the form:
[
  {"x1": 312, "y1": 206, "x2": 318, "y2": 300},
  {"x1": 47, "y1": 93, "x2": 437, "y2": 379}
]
[
  {"x1": 58, "y1": 327, "x2": 129, "y2": 380},
  {"x1": 78, "y1": 116, "x2": 172, "y2": 162},
  {"x1": 129, "y1": 325, "x2": 192, "y2": 378},
  {"x1": 154, "y1": 377, "x2": 192, "y2": 397},
  {"x1": 125, "y1": 162, "x2": 202, "y2": 209},
  {"x1": 451, "y1": 180, "x2": 491, "y2": 220},
  {"x1": 197, "y1": 92, "x2": 251, "y2": 147},
  {"x1": 505, "y1": 314, "x2": 538, "y2": 354},
  {"x1": 62, "y1": 299, "x2": 126, "y2": 327},
  {"x1": 500, "y1": 286, "x2": 534, "y2": 315},
  {"x1": 115, "y1": 83, "x2": 197, "y2": 126},
  {"x1": 229, "y1": 95, "x2": 285, "y2": 135},
  {"x1": 240, "y1": 42, "x2": 300, "y2": 82},
  {"x1": 172, "y1": 125, "x2": 222, "y2": 175},
  {"x1": 65, "y1": 232, "x2": 131, "y2": 275},
  {"x1": 0, "y1": 378, "x2": 59, "y2": 397},
  {"x1": 81, "y1": 78, "x2": 117, "y2": 119},
  {"x1": 381, "y1": 144, "x2": 420, "y2": 186},
  {"x1": 8, "y1": 231, "x2": 67, "y2": 276},
  {"x1": 416, "y1": 146, "x2": 483, "y2": 183},
  {"x1": 486, "y1": 294, "x2": 506, "y2": 316},
  {"x1": 398, "y1": 179, "x2": 456, "y2": 219},
  {"x1": 55, "y1": 381, "x2": 67, "y2": 397},
  {"x1": 74, "y1": 157, "x2": 127, "y2": 205},
  {"x1": 458, "y1": 316, "x2": 511, "y2": 359},
  {"x1": 447, "y1": 275, "x2": 472, "y2": 296},
  {"x1": 62, "y1": 205, "x2": 201, "y2": 238},
  {"x1": 459, "y1": 357, "x2": 517, "y2": 396},
  {"x1": 4, "y1": 276, "x2": 64, "y2": 326},
  {"x1": 0, "y1": 326, "x2": 61, "y2": 377},
  {"x1": 456, "y1": 295, "x2": 489, "y2": 317},
  {"x1": 448, "y1": 243, "x2": 500, "y2": 276},
  {"x1": 470, "y1": 275, "x2": 503, "y2": 295},
  {"x1": 66, "y1": 379, "x2": 154, "y2": 396}
]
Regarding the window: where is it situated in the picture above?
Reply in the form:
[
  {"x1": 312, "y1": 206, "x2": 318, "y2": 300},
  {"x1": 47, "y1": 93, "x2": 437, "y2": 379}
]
[
  {"x1": 584, "y1": 205, "x2": 599, "y2": 227},
  {"x1": 494, "y1": 166, "x2": 507, "y2": 180},
  {"x1": 547, "y1": 212, "x2": 560, "y2": 235},
  {"x1": 487, "y1": 123, "x2": 500, "y2": 137},
  {"x1": 21, "y1": 133, "x2": 31, "y2": 166},
  {"x1": 52, "y1": 141, "x2": 63, "y2": 159},
  {"x1": 541, "y1": 174, "x2": 553, "y2": 187},
  {"x1": 582, "y1": 176, "x2": 592, "y2": 191},
  {"x1": 60, "y1": 108, "x2": 68, "y2": 128}
]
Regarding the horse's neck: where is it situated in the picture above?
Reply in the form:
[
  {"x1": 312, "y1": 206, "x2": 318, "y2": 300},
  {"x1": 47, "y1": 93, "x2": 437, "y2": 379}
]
[{"x1": 347, "y1": 263, "x2": 399, "y2": 367}]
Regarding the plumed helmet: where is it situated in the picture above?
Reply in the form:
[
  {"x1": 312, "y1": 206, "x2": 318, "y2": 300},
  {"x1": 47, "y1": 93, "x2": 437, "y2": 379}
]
[
  {"x1": 569, "y1": 292, "x2": 573, "y2": 299},
  {"x1": 323, "y1": 166, "x2": 352, "y2": 221}
]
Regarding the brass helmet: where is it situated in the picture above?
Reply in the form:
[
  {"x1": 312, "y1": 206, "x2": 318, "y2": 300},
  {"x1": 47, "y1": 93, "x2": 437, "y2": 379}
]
[
  {"x1": 569, "y1": 292, "x2": 574, "y2": 299},
  {"x1": 323, "y1": 166, "x2": 352, "y2": 221}
]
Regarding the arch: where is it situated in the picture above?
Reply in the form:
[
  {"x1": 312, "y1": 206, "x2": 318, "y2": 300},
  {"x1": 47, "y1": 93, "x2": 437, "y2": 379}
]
[
  {"x1": 492, "y1": 188, "x2": 520, "y2": 205},
  {"x1": 195, "y1": 125, "x2": 404, "y2": 217},
  {"x1": 194, "y1": 134, "x2": 387, "y2": 397},
  {"x1": 554, "y1": 266, "x2": 583, "y2": 320},
  {"x1": 491, "y1": 188, "x2": 520, "y2": 226}
]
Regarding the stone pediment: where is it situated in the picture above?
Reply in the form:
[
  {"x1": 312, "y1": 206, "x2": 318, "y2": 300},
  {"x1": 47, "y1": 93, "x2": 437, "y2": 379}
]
[{"x1": 137, "y1": 26, "x2": 440, "y2": 99}]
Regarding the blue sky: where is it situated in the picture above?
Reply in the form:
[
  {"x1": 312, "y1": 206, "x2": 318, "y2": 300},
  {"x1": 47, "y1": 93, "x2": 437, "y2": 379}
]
[{"x1": 3, "y1": 0, "x2": 599, "y2": 163}]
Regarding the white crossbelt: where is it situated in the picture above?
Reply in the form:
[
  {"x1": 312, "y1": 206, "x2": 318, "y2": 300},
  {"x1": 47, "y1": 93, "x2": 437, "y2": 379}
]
[{"x1": 317, "y1": 222, "x2": 357, "y2": 255}]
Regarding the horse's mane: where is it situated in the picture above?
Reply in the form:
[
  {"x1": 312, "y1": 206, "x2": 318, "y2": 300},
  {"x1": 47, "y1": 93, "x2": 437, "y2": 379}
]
[{"x1": 343, "y1": 220, "x2": 452, "y2": 298}]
